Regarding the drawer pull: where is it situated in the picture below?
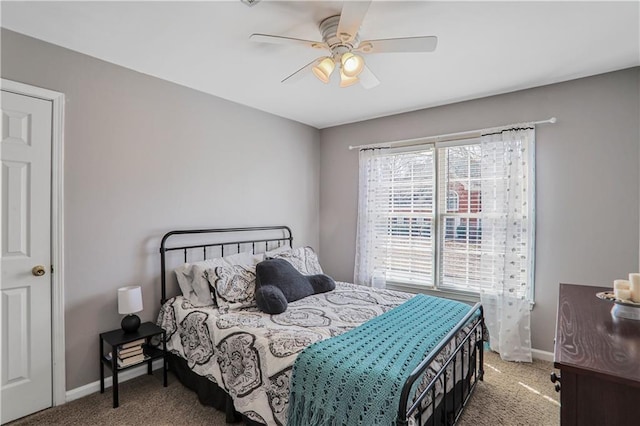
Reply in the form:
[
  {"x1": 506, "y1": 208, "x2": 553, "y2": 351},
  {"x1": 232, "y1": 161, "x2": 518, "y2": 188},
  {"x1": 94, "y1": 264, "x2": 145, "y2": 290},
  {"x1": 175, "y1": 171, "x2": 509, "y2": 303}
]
[
  {"x1": 550, "y1": 372, "x2": 561, "y2": 383},
  {"x1": 554, "y1": 383, "x2": 561, "y2": 392}
]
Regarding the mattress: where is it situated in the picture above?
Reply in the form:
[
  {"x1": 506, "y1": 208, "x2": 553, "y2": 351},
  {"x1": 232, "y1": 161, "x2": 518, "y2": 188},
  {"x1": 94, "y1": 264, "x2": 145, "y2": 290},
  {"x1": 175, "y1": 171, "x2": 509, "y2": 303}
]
[{"x1": 157, "y1": 282, "x2": 479, "y2": 425}]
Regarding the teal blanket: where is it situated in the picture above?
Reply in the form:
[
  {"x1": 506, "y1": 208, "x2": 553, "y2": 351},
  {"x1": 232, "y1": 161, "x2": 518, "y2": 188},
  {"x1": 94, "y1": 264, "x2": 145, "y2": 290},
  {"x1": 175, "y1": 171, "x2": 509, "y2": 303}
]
[{"x1": 287, "y1": 294, "x2": 473, "y2": 426}]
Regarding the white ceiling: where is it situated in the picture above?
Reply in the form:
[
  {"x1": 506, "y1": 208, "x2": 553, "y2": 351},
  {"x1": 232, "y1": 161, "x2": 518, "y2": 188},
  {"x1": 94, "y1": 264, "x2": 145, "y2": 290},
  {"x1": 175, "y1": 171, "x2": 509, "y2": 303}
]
[{"x1": 2, "y1": 1, "x2": 639, "y2": 129}]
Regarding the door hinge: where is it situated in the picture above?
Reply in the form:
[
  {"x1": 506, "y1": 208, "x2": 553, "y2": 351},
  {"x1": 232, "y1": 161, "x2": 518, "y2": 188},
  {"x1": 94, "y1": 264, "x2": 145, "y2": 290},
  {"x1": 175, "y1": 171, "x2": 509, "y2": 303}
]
[{"x1": 51, "y1": 264, "x2": 54, "y2": 274}]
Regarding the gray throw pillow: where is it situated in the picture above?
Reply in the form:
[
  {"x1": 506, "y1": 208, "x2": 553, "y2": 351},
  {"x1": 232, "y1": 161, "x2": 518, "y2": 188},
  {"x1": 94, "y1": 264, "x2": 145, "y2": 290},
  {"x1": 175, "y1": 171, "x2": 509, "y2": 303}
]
[{"x1": 255, "y1": 258, "x2": 335, "y2": 314}]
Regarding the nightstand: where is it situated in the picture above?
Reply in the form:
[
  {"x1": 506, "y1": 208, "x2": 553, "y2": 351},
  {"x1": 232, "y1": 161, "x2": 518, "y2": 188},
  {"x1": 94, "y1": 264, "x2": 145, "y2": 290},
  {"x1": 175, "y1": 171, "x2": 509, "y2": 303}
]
[{"x1": 99, "y1": 322, "x2": 167, "y2": 408}]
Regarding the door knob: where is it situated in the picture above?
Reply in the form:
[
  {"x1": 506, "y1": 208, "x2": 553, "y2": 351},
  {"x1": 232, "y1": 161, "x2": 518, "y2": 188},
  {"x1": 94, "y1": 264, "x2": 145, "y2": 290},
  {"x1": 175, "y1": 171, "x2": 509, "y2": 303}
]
[{"x1": 32, "y1": 265, "x2": 46, "y2": 276}]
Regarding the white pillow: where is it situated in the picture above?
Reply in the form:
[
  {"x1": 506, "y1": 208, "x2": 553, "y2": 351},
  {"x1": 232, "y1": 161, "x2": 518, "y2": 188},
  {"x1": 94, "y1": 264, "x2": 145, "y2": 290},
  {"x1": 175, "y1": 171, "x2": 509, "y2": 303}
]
[
  {"x1": 175, "y1": 265, "x2": 200, "y2": 305},
  {"x1": 174, "y1": 251, "x2": 263, "y2": 306}
]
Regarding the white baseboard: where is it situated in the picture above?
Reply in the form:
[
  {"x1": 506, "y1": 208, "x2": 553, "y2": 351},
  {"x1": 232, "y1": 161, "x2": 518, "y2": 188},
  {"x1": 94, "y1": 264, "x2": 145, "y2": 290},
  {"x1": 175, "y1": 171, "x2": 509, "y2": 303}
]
[
  {"x1": 65, "y1": 359, "x2": 164, "y2": 403},
  {"x1": 531, "y1": 348, "x2": 554, "y2": 362}
]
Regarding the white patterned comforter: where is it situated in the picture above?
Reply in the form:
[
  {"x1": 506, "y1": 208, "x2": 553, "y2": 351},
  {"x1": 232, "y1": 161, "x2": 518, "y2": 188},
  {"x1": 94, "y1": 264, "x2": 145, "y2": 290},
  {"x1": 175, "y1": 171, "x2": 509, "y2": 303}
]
[{"x1": 157, "y1": 283, "x2": 480, "y2": 425}]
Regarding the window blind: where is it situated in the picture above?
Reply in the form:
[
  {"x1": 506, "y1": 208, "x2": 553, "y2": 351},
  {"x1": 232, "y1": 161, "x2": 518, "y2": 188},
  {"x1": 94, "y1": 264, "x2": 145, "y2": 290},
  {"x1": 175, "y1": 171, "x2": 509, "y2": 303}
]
[
  {"x1": 370, "y1": 148, "x2": 435, "y2": 285},
  {"x1": 437, "y1": 144, "x2": 492, "y2": 293}
]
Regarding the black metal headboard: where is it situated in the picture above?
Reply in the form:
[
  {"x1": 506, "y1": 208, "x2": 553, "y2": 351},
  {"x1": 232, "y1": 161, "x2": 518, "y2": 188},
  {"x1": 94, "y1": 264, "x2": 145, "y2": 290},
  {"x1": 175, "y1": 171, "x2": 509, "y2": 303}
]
[{"x1": 159, "y1": 226, "x2": 293, "y2": 304}]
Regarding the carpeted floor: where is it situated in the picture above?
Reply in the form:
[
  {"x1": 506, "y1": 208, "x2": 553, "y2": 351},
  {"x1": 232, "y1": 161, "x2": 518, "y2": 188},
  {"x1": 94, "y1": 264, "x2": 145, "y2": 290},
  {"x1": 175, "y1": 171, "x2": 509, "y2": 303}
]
[
  {"x1": 10, "y1": 351, "x2": 559, "y2": 425},
  {"x1": 457, "y1": 351, "x2": 559, "y2": 426}
]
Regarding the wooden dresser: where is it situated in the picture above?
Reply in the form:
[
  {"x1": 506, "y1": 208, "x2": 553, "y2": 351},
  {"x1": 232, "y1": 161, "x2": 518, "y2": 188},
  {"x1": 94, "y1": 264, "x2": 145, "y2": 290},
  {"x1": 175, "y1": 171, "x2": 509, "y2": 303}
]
[{"x1": 553, "y1": 283, "x2": 640, "y2": 426}]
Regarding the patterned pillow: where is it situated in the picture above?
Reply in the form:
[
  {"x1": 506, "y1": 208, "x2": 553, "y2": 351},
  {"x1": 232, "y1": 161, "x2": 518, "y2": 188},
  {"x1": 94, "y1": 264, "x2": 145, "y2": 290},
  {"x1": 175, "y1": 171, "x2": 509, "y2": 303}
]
[
  {"x1": 206, "y1": 264, "x2": 257, "y2": 313},
  {"x1": 264, "y1": 244, "x2": 291, "y2": 257},
  {"x1": 175, "y1": 252, "x2": 263, "y2": 307},
  {"x1": 269, "y1": 246, "x2": 323, "y2": 275}
]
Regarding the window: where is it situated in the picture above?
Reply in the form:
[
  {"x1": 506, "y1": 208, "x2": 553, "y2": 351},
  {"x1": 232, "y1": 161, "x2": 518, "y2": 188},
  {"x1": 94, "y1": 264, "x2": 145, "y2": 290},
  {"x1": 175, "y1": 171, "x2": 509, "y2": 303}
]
[
  {"x1": 438, "y1": 143, "x2": 486, "y2": 293},
  {"x1": 356, "y1": 136, "x2": 534, "y2": 299},
  {"x1": 446, "y1": 190, "x2": 459, "y2": 212},
  {"x1": 369, "y1": 149, "x2": 435, "y2": 285}
]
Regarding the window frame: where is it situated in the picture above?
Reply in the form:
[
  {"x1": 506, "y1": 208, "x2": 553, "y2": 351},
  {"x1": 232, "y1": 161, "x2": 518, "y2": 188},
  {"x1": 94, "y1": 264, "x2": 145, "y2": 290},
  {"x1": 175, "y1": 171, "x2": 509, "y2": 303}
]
[
  {"x1": 375, "y1": 136, "x2": 535, "y2": 304},
  {"x1": 446, "y1": 190, "x2": 460, "y2": 212}
]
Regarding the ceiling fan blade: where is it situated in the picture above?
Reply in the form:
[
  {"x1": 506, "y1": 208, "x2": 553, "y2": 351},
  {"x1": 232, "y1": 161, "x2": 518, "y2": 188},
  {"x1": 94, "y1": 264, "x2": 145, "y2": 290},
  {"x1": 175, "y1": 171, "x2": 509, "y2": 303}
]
[
  {"x1": 337, "y1": 0, "x2": 372, "y2": 43},
  {"x1": 281, "y1": 58, "x2": 321, "y2": 84},
  {"x1": 356, "y1": 36, "x2": 438, "y2": 54},
  {"x1": 359, "y1": 65, "x2": 380, "y2": 90},
  {"x1": 250, "y1": 33, "x2": 328, "y2": 50}
]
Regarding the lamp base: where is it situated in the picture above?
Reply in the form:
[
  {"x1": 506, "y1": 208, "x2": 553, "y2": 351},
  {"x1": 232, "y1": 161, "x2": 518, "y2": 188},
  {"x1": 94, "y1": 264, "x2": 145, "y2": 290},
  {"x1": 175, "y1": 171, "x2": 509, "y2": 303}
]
[{"x1": 121, "y1": 314, "x2": 141, "y2": 333}]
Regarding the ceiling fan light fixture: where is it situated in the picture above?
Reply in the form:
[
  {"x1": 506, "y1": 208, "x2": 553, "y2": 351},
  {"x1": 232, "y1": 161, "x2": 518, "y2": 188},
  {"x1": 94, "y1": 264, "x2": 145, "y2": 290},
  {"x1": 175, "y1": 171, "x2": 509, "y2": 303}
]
[
  {"x1": 341, "y1": 52, "x2": 364, "y2": 78},
  {"x1": 312, "y1": 57, "x2": 335, "y2": 83},
  {"x1": 339, "y1": 69, "x2": 359, "y2": 88},
  {"x1": 251, "y1": 2, "x2": 440, "y2": 89}
]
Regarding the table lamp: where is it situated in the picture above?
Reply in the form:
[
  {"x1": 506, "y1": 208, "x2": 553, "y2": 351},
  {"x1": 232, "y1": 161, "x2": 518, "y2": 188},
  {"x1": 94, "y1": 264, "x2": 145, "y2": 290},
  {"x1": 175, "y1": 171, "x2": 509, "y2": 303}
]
[{"x1": 118, "y1": 286, "x2": 143, "y2": 333}]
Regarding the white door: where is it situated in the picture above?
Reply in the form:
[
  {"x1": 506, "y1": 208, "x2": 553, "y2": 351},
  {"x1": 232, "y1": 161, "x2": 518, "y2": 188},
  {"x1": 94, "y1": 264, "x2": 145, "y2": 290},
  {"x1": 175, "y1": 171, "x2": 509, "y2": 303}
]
[{"x1": 1, "y1": 90, "x2": 52, "y2": 423}]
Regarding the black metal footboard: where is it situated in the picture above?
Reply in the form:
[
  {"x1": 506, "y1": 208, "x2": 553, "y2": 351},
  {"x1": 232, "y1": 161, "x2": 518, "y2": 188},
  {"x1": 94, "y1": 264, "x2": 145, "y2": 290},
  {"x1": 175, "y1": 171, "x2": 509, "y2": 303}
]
[{"x1": 397, "y1": 304, "x2": 484, "y2": 426}]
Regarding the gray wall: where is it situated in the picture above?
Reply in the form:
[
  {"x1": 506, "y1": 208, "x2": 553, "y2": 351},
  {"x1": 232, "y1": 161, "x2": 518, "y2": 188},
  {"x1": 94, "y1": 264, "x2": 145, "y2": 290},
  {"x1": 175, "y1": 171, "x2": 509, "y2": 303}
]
[
  {"x1": 319, "y1": 68, "x2": 640, "y2": 353},
  {"x1": 1, "y1": 29, "x2": 320, "y2": 390}
]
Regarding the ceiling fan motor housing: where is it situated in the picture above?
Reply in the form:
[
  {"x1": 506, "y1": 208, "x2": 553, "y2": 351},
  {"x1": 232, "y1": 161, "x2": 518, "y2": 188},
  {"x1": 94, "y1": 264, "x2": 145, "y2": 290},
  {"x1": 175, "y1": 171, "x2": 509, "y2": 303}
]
[{"x1": 320, "y1": 15, "x2": 359, "y2": 60}]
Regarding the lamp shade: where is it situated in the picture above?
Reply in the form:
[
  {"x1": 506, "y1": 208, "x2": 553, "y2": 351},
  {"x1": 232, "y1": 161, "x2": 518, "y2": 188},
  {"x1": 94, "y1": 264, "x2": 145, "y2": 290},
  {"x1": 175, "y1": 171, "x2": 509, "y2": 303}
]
[
  {"x1": 341, "y1": 52, "x2": 364, "y2": 78},
  {"x1": 118, "y1": 286, "x2": 143, "y2": 314},
  {"x1": 339, "y1": 69, "x2": 359, "y2": 88},
  {"x1": 312, "y1": 57, "x2": 335, "y2": 83}
]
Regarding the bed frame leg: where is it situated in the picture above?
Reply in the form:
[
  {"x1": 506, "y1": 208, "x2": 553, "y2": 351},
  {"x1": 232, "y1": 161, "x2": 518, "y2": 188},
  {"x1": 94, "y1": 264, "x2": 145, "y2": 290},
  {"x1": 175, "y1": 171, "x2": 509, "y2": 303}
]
[
  {"x1": 478, "y1": 313, "x2": 485, "y2": 381},
  {"x1": 478, "y1": 348, "x2": 485, "y2": 380}
]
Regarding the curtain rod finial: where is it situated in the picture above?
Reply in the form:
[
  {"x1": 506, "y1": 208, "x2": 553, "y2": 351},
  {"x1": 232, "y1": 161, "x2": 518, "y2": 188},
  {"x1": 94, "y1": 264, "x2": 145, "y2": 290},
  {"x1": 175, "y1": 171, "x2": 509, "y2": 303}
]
[{"x1": 549, "y1": 117, "x2": 557, "y2": 124}]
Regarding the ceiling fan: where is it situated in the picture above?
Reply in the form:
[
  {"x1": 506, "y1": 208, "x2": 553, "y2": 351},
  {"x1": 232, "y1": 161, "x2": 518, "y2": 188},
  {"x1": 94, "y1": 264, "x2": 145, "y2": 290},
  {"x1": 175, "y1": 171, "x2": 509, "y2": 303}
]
[{"x1": 249, "y1": 1, "x2": 438, "y2": 89}]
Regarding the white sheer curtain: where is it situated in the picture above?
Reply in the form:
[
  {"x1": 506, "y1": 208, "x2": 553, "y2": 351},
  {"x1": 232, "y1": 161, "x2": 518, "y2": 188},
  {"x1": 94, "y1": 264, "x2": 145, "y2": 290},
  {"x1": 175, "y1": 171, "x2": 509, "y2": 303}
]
[
  {"x1": 354, "y1": 148, "x2": 388, "y2": 286},
  {"x1": 479, "y1": 128, "x2": 535, "y2": 362}
]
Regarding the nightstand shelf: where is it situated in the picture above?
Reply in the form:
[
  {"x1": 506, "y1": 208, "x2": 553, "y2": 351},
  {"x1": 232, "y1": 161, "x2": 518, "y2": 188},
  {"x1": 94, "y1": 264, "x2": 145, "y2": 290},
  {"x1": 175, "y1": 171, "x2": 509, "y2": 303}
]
[{"x1": 99, "y1": 322, "x2": 167, "y2": 408}]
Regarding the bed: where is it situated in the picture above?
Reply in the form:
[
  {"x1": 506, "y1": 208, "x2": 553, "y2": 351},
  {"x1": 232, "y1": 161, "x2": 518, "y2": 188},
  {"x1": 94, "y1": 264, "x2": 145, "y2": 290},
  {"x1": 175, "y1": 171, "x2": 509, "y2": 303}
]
[{"x1": 157, "y1": 226, "x2": 484, "y2": 426}]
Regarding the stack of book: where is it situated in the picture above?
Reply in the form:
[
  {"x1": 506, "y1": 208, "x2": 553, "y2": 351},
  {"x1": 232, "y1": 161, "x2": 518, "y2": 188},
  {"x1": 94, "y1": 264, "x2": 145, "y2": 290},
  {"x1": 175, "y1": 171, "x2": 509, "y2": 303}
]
[{"x1": 114, "y1": 338, "x2": 147, "y2": 368}]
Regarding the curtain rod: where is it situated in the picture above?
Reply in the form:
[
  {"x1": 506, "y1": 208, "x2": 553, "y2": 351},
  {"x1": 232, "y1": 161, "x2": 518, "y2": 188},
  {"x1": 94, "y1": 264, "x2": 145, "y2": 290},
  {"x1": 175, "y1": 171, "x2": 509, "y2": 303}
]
[{"x1": 347, "y1": 117, "x2": 557, "y2": 151}]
